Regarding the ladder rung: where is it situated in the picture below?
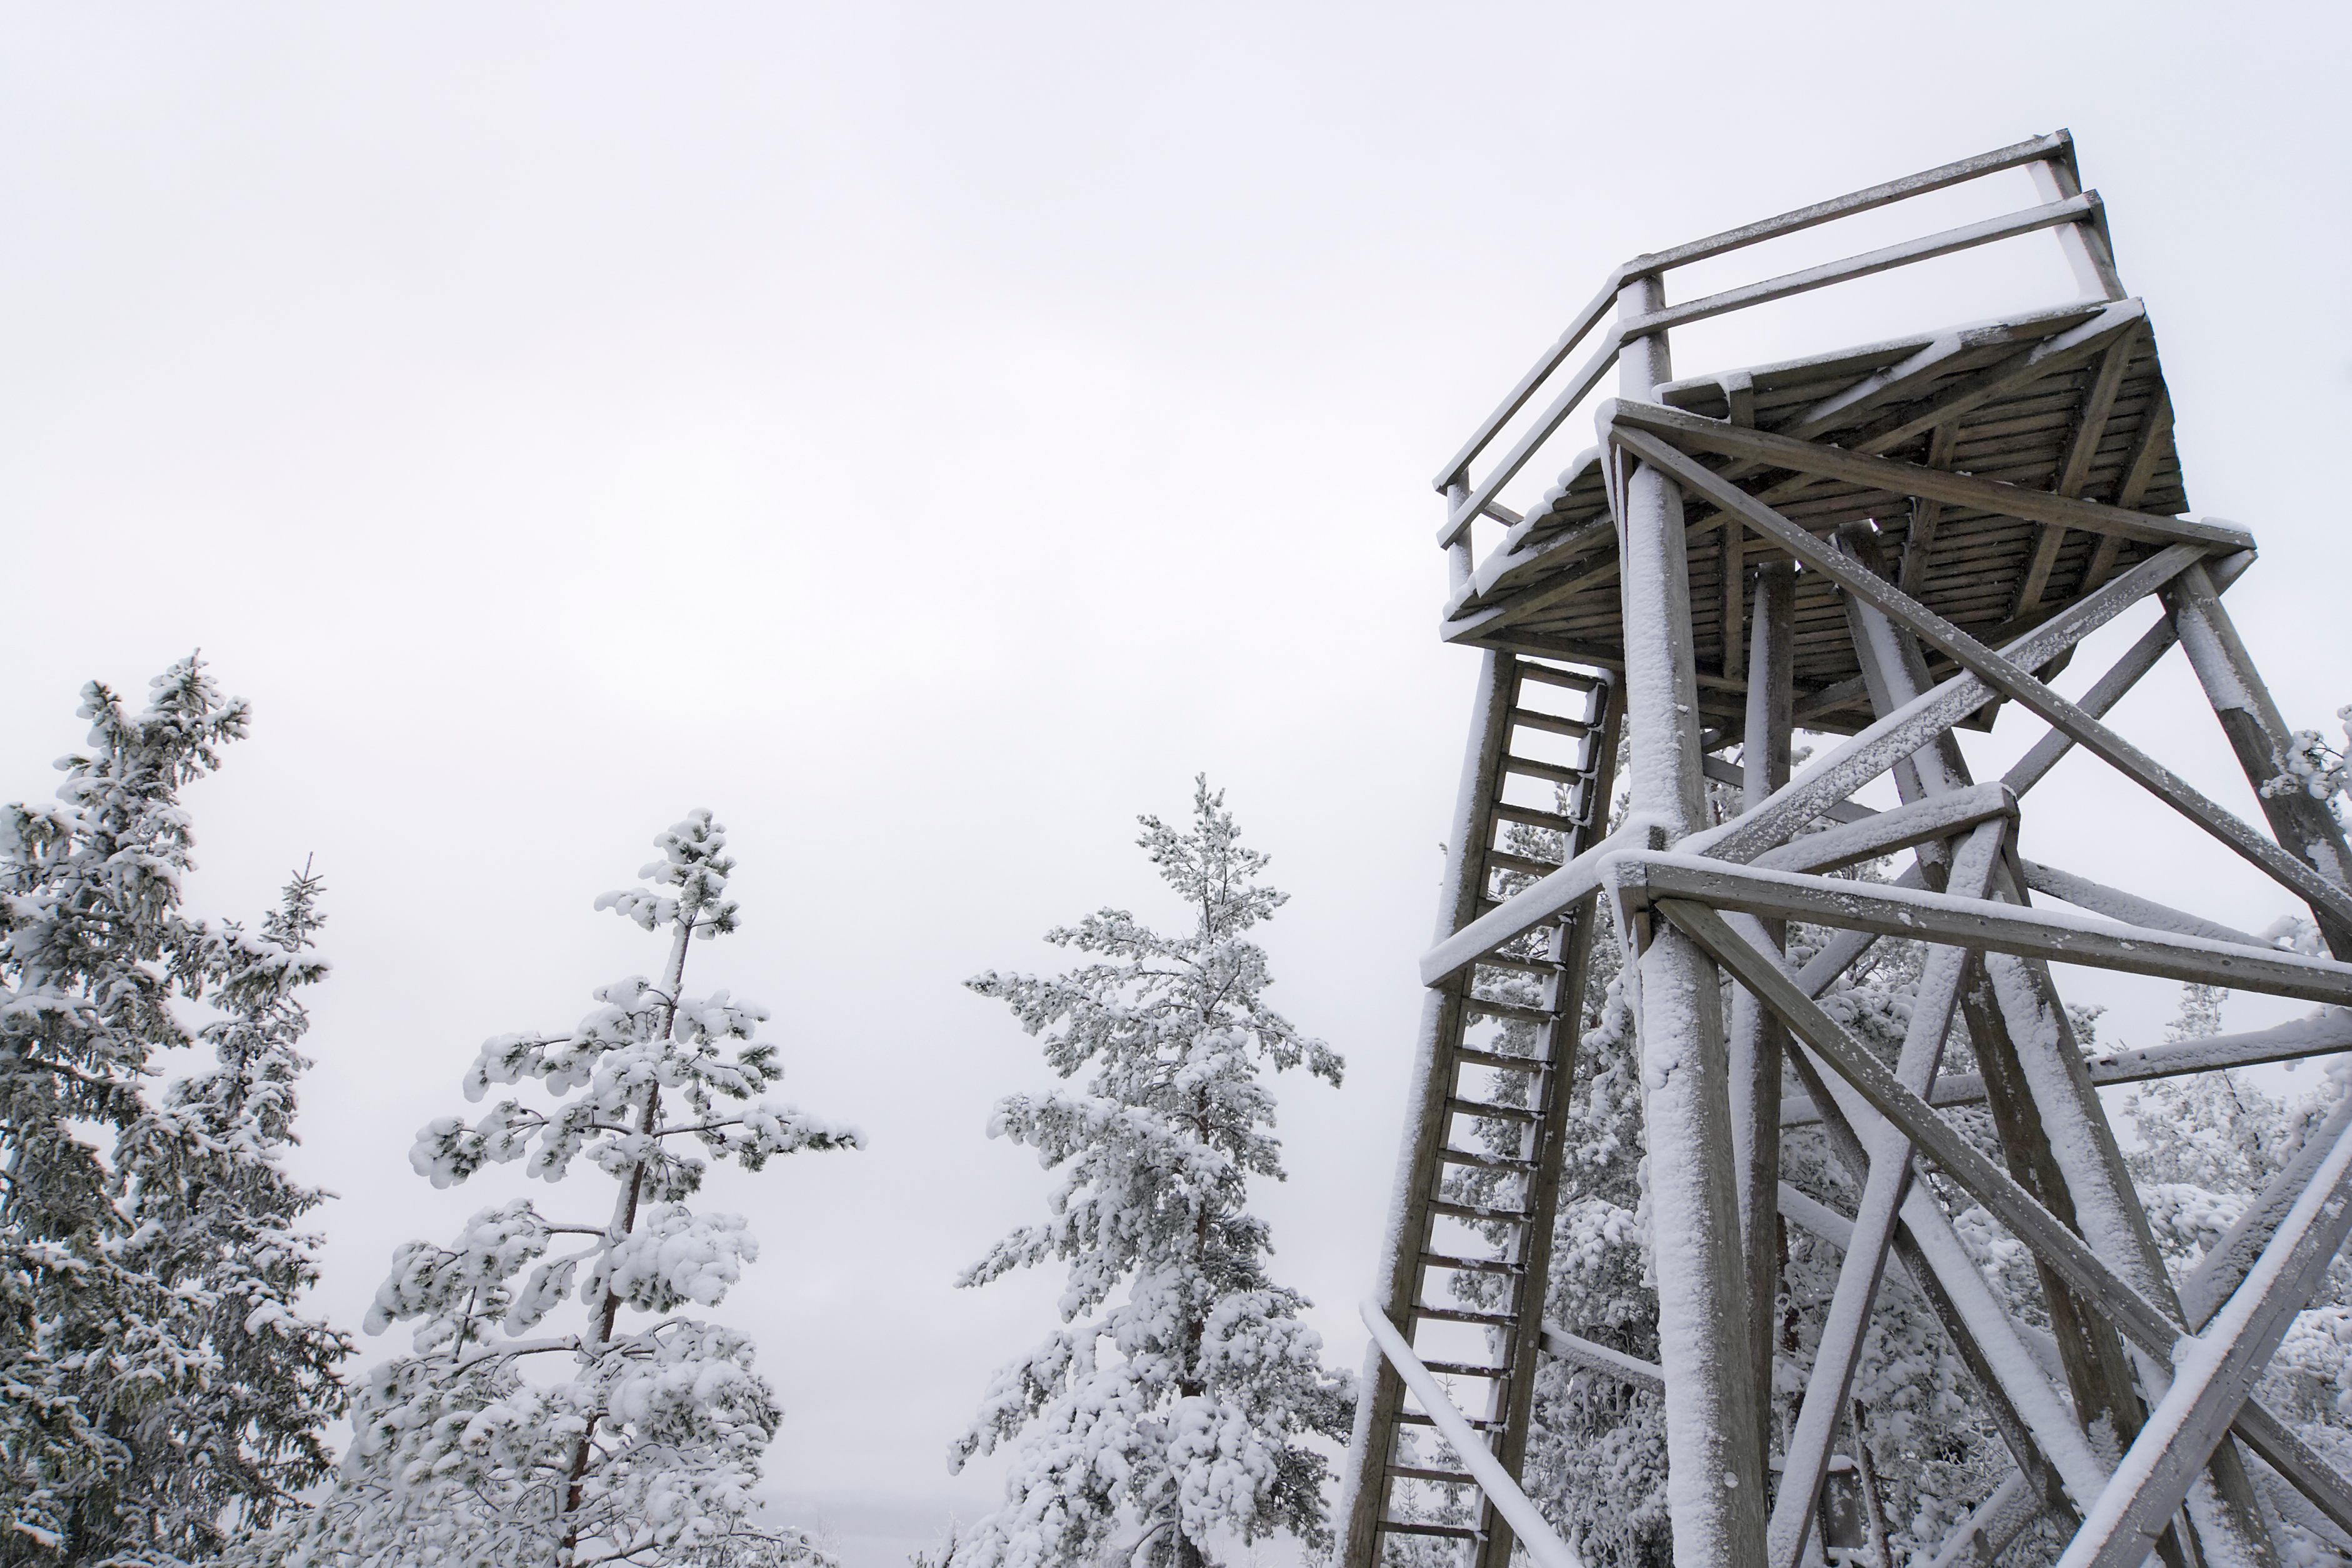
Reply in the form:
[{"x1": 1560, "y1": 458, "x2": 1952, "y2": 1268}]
[
  {"x1": 1484, "y1": 847, "x2": 1566, "y2": 879},
  {"x1": 1453, "y1": 1046, "x2": 1548, "y2": 1072},
  {"x1": 1416, "y1": 1305, "x2": 1519, "y2": 1329},
  {"x1": 1467, "y1": 951, "x2": 1557, "y2": 977},
  {"x1": 1501, "y1": 754, "x2": 1584, "y2": 787},
  {"x1": 1514, "y1": 662, "x2": 1600, "y2": 694},
  {"x1": 1464, "y1": 996, "x2": 1559, "y2": 1027},
  {"x1": 1447, "y1": 1097, "x2": 1541, "y2": 1124},
  {"x1": 1422, "y1": 1252, "x2": 1523, "y2": 1275},
  {"x1": 1507, "y1": 706, "x2": 1591, "y2": 739},
  {"x1": 1386, "y1": 1464, "x2": 1478, "y2": 1486},
  {"x1": 1429, "y1": 1198, "x2": 1531, "y2": 1224},
  {"x1": 1396, "y1": 1411, "x2": 1504, "y2": 1431},
  {"x1": 1419, "y1": 1359, "x2": 1508, "y2": 1380},
  {"x1": 1438, "y1": 1147, "x2": 1538, "y2": 1172},
  {"x1": 1379, "y1": 1522, "x2": 1486, "y2": 1541},
  {"x1": 1493, "y1": 802, "x2": 1583, "y2": 834}
]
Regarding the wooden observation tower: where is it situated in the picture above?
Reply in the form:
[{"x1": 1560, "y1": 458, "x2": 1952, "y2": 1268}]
[{"x1": 1338, "y1": 131, "x2": 2352, "y2": 1568}]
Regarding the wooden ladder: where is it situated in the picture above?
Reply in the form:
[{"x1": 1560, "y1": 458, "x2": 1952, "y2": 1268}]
[{"x1": 1353, "y1": 654, "x2": 1622, "y2": 1568}]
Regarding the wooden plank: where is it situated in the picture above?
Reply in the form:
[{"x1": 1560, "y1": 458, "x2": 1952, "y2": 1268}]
[
  {"x1": 1617, "y1": 854, "x2": 2352, "y2": 1006},
  {"x1": 1897, "y1": 425, "x2": 1959, "y2": 596},
  {"x1": 2010, "y1": 332, "x2": 2135, "y2": 619},
  {"x1": 1611, "y1": 397, "x2": 2248, "y2": 552},
  {"x1": 1538, "y1": 1324, "x2": 1665, "y2": 1392}
]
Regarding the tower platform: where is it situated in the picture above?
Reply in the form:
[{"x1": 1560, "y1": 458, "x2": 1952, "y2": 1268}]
[{"x1": 1440, "y1": 299, "x2": 2192, "y2": 735}]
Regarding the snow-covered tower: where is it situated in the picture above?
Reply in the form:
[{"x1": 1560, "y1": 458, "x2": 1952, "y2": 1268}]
[{"x1": 1340, "y1": 131, "x2": 2352, "y2": 1568}]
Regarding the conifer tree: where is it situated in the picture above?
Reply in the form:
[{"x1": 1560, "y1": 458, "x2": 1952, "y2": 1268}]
[
  {"x1": 951, "y1": 778, "x2": 1351, "y2": 1568},
  {"x1": 90, "y1": 865, "x2": 351, "y2": 1561},
  {"x1": 0, "y1": 657, "x2": 282, "y2": 1563},
  {"x1": 243, "y1": 811, "x2": 857, "y2": 1568}
]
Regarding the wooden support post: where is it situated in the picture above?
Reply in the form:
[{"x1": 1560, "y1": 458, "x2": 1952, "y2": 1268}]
[
  {"x1": 1766, "y1": 822, "x2": 2005, "y2": 1568},
  {"x1": 1836, "y1": 551, "x2": 2277, "y2": 1567},
  {"x1": 1338, "y1": 650, "x2": 1517, "y2": 1568},
  {"x1": 1729, "y1": 561, "x2": 1792, "y2": 1472},
  {"x1": 1611, "y1": 275, "x2": 1766, "y2": 1568},
  {"x1": 1615, "y1": 425, "x2": 2352, "y2": 934},
  {"x1": 2163, "y1": 559, "x2": 2352, "y2": 959}
]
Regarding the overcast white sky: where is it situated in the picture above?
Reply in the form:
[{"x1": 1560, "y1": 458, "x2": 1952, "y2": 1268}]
[{"x1": 4, "y1": 4, "x2": 2349, "y2": 1564}]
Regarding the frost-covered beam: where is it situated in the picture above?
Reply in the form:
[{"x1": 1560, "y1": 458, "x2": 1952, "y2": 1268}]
[
  {"x1": 1782, "y1": 1007, "x2": 2352, "y2": 1126},
  {"x1": 2056, "y1": 1106, "x2": 2352, "y2": 1568},
  {"x1": 1611, "y1": 398, "x2": 2250, "y2": 553},
  {"x1": 2183, "y1": 1091, "x2": 2352, "y2": 1328},
  {"x1": 1661, "y1": 896, "x2": 2186, "y2": 1354},
  {"x1": 2003, "y1": 549, "x2": 2254, "y2": 799},
  {"x1": 1536, "y1": 1325, "x2": 1663, "y2": 1393},
  {"x1": 1780, "y1": 1054, "x2": 2103, "y2": 1516},
  {"x1": 2164, "y1": 559, "x2": 2352, "y2": 960},
  {"x1": 1767, "y1": 821, "x2": 2006, "y2": 1568},
  {"x1": 2018, "y1": 858, "x2": 2264, "y2": 946},
  {"x1": 1616, "y1": 854, "x2": 2352, "y2": 1006},
  {"x1": 1750, "y1": 781, "x2": 2013, "y2": 876},
  {"x1": 1617, "y1": 195, "x2": 2102, "y2": 342},
  {"x1": 1621, "y1": 424, "x2": 2352, "y2": 937},
  {"x1": 1685, "y1": 541, "x2": 2198, "y2": 868},
  {"x1": 1358, "y1": 1301, "x2": 1589, "y2": 1568},
  {"x1": 1418, "y1": 824, "x2": 1633, "y2": 986}
]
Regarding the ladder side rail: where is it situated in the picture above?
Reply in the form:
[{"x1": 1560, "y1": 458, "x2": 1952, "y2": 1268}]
[
  {"x1": 1470, "y1": 677, "x2": 1622, "y2": 1568},
  {"x1": 1339, "y1": 649, "x2": 1521, "y2": 1568}
]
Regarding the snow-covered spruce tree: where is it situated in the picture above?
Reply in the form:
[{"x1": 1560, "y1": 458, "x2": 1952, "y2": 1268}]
[
  {"x1": 244, "y1": 812, "x2": 857, "y2": 1568},
  {"x1": 0, "y1": 657, "x2": 306, "y2": 1564},
  {"x1": 88, "y1": 864, "x2": 352, "y2": 1561},
  {"x1": 951, "y1": 778, "x2": 1351, "y2": 1568}
]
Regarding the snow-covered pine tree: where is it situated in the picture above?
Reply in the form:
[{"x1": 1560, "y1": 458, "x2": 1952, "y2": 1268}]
[
  {"x1": 0, "y1": 657, "x2": 264, "y2": 1563},
  {"x1": 84, "y1": 864, "x2": 353, "y2": 1561},
  {"x1": 239, "y1": 811, "x2": 858, "y2": 1568},
  {"x1": 951, "y1": 777, "x2": 1352, "y2": 1568}
]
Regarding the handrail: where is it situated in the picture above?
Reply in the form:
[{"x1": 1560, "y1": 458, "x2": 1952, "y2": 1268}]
[
  {"x1": 1433, "y1": 130, "x2": 2101, "y2": 546},
  {"x1": 1358, "y1": 1299, "x2": 1589, "y2": 1568},
  {"x1": 1626, "y1": 129, "x2": 2073, "y2": 279}
]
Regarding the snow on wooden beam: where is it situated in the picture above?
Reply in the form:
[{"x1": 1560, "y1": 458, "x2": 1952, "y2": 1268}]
[
  {"x1": 2001, "y1": 548, "x2": 2252, "y2": 799},
  {"x1": 1536, "y1": 1324, "x2": 1664, "y2": 1392},
  {"x1": 1418, "y1": 822, "x2": 1633, "y2": 987},
  {"x1": 1751, "y1": 781, "x2": 2012, "y2": 876},
  {"x1": 1610, "y1": 398, "x2": 2250, "y2": 553},
  {"x1": 1619, "y1": 426, "x2": 2352, "y2": 934},
  {"x1": 1782, "y1": 1009, "x2": 2352, "y2": 1128},
  {"x1": 2018, "y1": 857, "x2": 2264, "y2": 946},
  {"x1": 1358, "y1": 1300, "x2": 1590, "y2": 1568},
  {"x1": 1663, "y1": 896, "x2": 2185, "y2": 1354},
  {"x1": 2058, "y1": 1107, "x2": 2352, "y2": 1568},
  {"x1": 1686, "y1": 540, "x2": 2196, "y2": 868},
  {"x1": 1619, "y1": 853, "x2": 2352, "y2": 1006}
]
